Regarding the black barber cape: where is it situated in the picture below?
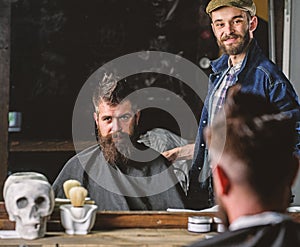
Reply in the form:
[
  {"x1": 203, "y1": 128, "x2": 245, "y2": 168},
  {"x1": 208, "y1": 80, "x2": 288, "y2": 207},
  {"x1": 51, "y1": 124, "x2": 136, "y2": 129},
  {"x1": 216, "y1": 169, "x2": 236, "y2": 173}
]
[
  {"x1": 52, "y1": 144, "x2": 186, "y2": 210},
  {"x1": 189, "y1": 218, "x2": 300, "y2": 247}
]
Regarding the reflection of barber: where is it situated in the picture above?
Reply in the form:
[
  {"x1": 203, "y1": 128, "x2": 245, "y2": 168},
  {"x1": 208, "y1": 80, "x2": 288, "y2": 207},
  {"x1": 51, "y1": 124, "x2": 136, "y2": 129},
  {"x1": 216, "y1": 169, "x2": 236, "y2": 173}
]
[
  {"x1": 189, "y1": 86, "x2": 300, "y2": 246},
  {"x1": 52, "y1": 74, "x2": 186, "y2": 210},
  {"x1": 187, "y1": 0, "x2": 300, "y2": 210}
]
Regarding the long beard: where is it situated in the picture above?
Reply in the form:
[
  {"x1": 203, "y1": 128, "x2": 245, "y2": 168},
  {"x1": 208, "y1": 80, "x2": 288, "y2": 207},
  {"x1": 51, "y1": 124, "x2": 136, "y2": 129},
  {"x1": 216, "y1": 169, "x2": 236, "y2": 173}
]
[
  {"x1": 98, "y1": 133, "x2": 130, "y2": 166},
  {"x1": 218, "y1": 31, "x2": 250, "y2": 56},
  {"x1": 97, "y1": 126, "x2": 139, "y2": 166}
]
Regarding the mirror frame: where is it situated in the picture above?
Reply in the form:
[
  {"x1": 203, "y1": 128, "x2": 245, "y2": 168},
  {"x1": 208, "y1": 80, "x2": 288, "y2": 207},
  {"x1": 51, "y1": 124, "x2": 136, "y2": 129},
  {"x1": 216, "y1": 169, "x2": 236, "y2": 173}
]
[{"x1": 0, "y1": 0, "x2": 10, "y2": 202}]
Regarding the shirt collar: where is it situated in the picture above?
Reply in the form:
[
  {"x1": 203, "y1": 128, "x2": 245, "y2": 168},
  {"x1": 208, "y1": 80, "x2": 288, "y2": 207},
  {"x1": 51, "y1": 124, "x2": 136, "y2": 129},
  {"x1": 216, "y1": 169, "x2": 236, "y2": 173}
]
[
  {"x1": 227, "y1": 58, "x2": 243, "y2": 73},
  {"x1": 229, "y1": 211, "x2": 291, "y2": 231}
]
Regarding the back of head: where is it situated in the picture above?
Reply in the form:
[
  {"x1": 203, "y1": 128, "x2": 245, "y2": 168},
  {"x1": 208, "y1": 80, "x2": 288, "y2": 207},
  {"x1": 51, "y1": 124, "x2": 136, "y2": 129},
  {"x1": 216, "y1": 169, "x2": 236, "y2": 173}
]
[{"x1": 207, "y1": 85, "x2": 298, "y2": 204}]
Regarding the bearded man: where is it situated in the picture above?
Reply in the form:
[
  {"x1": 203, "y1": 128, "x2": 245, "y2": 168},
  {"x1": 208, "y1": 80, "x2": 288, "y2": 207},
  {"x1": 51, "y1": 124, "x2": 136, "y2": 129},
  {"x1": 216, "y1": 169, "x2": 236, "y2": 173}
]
[
  {"x1": 188, "y1": 0, "x2": 300, "y2": 210},
  {"x1": 52, "y1": 74, "x2": 186, "y2": 210}
]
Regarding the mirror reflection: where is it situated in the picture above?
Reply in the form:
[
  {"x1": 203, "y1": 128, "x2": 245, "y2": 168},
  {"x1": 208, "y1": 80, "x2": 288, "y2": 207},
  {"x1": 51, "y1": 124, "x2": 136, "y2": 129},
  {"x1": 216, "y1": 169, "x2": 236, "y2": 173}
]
[{"x1": 8, "y1": 0, "x2": 269, "y2": 210}]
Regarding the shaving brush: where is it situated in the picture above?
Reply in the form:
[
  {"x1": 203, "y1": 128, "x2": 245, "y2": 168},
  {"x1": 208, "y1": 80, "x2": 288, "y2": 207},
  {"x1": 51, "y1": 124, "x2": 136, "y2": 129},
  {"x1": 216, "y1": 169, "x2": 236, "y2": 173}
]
[
  {"x1": 69, "y1": 186, "x2": 88, "y2": 219},
  {"x1": 63, "y1": 179, "x2": 81, "y2": 199}
]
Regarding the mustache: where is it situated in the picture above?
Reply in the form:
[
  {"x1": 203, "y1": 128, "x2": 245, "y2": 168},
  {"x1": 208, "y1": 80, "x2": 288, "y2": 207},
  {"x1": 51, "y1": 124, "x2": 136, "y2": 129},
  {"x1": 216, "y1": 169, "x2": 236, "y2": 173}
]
[
  {"x1": 102, "y1": 132, "x2": 137, "y2": 148},
  {"x1": 221, "y1": 34, "x2": 240, "y2": 42},
  {"x1": 111, "y1": 132, "x2": 128, "y2": 140}
]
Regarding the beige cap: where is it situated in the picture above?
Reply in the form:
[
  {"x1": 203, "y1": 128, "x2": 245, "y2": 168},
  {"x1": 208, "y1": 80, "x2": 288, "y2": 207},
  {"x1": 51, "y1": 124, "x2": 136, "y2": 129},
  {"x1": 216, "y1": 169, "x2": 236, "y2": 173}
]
[{"x1": 206, "y1": 0, "x2": 256, "y2": 16}]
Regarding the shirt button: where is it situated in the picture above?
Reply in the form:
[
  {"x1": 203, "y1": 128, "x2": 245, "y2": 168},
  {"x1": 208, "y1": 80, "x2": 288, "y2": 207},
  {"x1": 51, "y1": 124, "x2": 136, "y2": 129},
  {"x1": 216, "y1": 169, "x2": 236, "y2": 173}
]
[
  {"x1": 202, "y1": 120, "x2": 206, "y2": 124},
  {"x1": 201, "y1": 143, "x2": 205, "y2": 147}
]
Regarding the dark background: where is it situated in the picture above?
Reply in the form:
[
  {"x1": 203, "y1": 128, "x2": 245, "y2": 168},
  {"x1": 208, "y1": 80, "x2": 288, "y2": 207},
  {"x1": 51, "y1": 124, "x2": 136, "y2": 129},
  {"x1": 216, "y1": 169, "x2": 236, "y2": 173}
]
[{"x1": 8, "y1": 0, "x2": 268, "y2": 182}]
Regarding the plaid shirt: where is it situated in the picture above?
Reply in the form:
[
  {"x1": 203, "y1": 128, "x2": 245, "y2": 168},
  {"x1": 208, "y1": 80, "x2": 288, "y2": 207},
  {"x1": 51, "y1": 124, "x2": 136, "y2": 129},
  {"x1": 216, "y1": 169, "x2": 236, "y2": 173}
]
[{"x1": 211, "y1": 60, "x2": 242, "y2": 123}]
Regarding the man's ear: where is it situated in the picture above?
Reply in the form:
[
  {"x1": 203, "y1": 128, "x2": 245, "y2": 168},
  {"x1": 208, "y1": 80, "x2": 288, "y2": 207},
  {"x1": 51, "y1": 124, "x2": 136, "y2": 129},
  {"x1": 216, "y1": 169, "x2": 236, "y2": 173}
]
[
  {"x1": 249, "y1": 16, "x2": 258, "y2": 32},
  {"x1": 211, "y1": 22, "x2": 217, "y2": 36},
  {"x1": 215, "y1": 165, "x2": 230, "y2": 195},
  {"x1": 93, "y1": 112, "x2": 99, "y2": 126},
  {"x1": 135, "y1": 111, "x2": 141, "y2": 125}
]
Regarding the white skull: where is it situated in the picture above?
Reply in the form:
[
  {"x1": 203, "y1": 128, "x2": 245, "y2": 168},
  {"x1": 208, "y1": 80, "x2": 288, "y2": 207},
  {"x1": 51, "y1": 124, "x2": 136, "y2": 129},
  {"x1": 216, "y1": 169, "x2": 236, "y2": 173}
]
[{"x1": 3, "y1": 172, "x2": 55, "y2": 240}]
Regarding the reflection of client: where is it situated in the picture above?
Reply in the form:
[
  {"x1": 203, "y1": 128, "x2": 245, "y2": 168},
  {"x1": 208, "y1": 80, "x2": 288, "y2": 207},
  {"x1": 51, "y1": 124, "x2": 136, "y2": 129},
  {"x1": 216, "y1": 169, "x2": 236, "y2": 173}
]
[
  {"x1": 189, "y1": 86, "x2": 300, "y2": 246},
  {"x1": 52, "y1": 74, "x2": 187, "y2": 210}
]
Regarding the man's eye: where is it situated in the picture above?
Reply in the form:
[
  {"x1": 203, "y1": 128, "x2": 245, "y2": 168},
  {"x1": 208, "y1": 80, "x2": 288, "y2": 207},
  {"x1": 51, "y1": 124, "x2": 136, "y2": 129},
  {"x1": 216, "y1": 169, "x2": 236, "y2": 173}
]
[
  {"x1": 103, "y1": 117, "x2": 112, "y2": 122},
  {"x1": 215, "y1": 23, "x2": 224, "y2": 28},
  {"x1": 233, "y1": 19, "x2": 243, "y2": 24},
  {"x1": 120, "y1": 115, "x2": 131, "y2": 121}
]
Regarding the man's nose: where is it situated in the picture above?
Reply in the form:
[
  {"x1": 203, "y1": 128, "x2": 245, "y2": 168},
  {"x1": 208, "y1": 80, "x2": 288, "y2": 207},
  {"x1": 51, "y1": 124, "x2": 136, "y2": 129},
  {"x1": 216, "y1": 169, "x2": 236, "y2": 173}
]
[
  {"x1": 111, "y1": 118, "x2": 121, "y2": 132},
  {"x1": 223, "y1": 22, "x2": 234, "y2": 35}
]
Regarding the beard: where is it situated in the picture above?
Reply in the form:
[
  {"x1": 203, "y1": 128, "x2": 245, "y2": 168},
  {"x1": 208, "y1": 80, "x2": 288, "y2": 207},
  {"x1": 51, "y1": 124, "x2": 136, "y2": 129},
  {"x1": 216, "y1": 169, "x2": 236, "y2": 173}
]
[
  {"x1": 218, "y1": 30, "x2": 250, "y2": 56},
  {"x1": 97, "y1": 125, "x2": 139, "y2": 166}
]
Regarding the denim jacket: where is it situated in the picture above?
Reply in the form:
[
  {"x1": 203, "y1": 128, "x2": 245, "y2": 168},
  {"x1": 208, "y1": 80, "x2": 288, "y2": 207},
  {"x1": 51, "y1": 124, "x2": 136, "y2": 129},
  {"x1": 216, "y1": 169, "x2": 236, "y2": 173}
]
[{"x1": 188, "y1": 39, "x2": 300, "y2": 209}]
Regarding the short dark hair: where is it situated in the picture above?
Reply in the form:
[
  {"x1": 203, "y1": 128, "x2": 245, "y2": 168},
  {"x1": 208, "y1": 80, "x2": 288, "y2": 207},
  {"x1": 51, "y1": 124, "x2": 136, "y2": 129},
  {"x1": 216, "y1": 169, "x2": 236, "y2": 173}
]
[{"x1": 206, "y1": 85, "x2": 297, "y2": 202}]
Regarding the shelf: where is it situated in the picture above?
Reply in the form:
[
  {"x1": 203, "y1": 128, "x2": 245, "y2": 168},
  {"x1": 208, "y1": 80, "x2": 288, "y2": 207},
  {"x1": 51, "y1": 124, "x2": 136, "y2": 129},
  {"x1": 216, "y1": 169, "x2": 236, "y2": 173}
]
[{"x1": 9, "y1": 140, "x2": 94, "y2": 152}]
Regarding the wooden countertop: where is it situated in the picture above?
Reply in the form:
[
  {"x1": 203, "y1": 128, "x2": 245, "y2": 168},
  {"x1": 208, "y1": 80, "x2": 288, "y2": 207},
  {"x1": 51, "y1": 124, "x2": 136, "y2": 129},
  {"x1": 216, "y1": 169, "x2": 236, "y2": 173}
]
[
  {"x1": 0, "y1": 228, "x2": 210, "y2": 246},
  {"x1": 1, "y1": 202, "x2": 300, "y2": 246}
]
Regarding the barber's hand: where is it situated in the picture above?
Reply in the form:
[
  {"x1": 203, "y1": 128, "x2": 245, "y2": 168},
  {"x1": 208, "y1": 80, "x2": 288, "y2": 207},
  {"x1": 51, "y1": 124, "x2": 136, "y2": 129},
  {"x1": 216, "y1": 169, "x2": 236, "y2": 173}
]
[
  {"x1": 162, "y1": 144, "x2": 195, "y2": 163},
  {"x1": 162, "y1": 147, "x2": 180, "y2": 162}
]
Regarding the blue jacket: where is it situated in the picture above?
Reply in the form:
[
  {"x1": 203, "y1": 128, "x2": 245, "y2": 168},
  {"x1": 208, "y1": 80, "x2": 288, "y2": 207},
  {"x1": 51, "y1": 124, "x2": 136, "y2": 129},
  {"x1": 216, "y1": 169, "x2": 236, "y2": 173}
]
[{"x1": 188, "y1": 39, "x2": 300, "y2": 209}]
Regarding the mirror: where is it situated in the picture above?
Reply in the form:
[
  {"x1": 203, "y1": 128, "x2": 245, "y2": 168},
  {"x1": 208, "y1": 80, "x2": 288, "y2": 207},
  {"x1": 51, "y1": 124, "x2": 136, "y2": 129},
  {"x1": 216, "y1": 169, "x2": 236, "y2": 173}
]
[{"x1": 7, "y1": 0, "x2": 269, "y2": 210}]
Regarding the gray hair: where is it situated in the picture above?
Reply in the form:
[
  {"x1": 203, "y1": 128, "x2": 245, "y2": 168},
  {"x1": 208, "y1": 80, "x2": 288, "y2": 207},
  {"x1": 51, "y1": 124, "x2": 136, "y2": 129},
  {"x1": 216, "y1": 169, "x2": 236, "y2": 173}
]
[{"x1": 92, "y1": 73, "x2": 136, "y2": 113}]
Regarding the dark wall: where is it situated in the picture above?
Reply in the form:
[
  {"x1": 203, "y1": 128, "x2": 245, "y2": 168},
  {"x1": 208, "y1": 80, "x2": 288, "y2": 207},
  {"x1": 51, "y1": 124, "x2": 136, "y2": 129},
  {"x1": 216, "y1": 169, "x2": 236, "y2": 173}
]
[{"x1": 10, "y1": 0, "x2": 218, "y2": 140}]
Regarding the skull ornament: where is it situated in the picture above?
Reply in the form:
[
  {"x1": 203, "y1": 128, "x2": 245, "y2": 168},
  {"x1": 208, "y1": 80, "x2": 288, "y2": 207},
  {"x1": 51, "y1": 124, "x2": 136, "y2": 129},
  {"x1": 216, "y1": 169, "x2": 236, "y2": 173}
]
[{"x1": 3, "y1": 172, "x2": 55, "y2": 240}]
